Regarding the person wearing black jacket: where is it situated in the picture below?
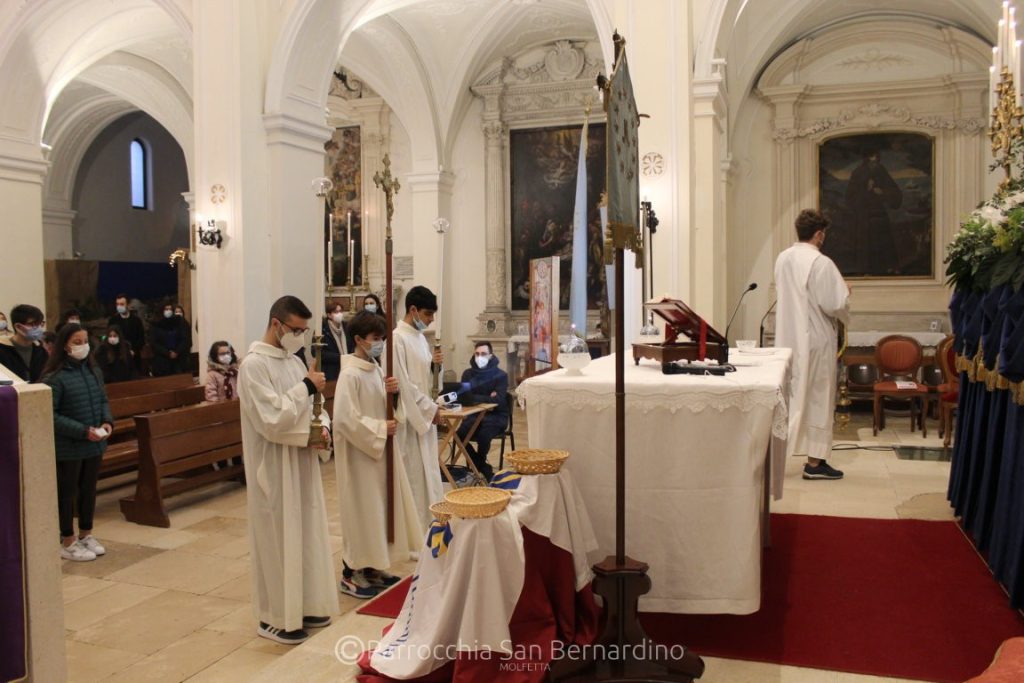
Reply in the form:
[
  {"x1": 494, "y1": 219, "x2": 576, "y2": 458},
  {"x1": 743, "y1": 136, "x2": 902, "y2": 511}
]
[
  {"x1": 0, "y1": 304, "x2": 49, "y2": 382},
  {"x1": 107, "y1": 294, "x2": 145, "y2": 372},
  {"x1": 150, "y1": 302, "x2": 191, "y2": 376},
  {"x1": 95, "y1": 325, "x2": 137, "y2": 384},
  {"x1": 456, "y1": 341, "x2": 509, "y2": 481},
  {"x1": 321, "y1": 301, "x2": 355, "y2": 381}
]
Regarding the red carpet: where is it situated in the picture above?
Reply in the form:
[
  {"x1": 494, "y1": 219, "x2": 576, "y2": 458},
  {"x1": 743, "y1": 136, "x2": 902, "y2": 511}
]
[
  {"x1": 355, "y1": 515, "x2": 1024, "y2": 681},
  {"x1": 357, "y1": 576, "x2": 413, "y2": 618},
  {"x1": 641, "y1": 514, "x2": 1024, "y2": 682}
]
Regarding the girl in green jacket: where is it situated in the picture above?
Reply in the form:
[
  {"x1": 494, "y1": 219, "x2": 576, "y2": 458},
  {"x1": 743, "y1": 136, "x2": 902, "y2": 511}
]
[{"x1": 42, "y1": 324, "x2": 113, "y2": 562}]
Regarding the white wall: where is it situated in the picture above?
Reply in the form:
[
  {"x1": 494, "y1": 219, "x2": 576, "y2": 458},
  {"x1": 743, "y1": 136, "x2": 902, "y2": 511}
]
[{"x1": 72, "y1": 112, "x2": 190, "y2": 263}]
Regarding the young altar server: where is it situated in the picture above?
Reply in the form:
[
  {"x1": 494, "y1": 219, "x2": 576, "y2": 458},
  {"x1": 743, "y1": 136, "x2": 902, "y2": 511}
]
[
  {"x1": 393, "y1": 286, "x2": 445, "y2": 527},
  {"x1": 774, "y1": 209, "x2": 850, "y2": 481},
  {"x1": 334, "y1": 311, "x2": 423, "y2": 598},
  {"x1": 238, "y1": 295, "x2": 336, "y2": 645}
]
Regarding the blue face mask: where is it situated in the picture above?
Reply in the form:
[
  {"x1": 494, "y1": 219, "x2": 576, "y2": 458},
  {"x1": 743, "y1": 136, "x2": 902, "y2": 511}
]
[
  {"x1": 369, "y1": 340, "x2": 385, "y2": 358},
  {"x1": 365, "y1": 303, "x2": 378, "y2": 314},
  {"x1": 21, "y1": 325, "x2": 44, "y2": 342}
]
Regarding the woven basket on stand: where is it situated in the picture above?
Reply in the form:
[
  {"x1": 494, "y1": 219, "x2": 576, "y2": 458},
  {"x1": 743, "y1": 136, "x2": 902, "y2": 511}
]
[
  {"x1": 444, "y1": 487, "x2": 512, "y2": 519},
  {"x1": 430, "y1": 501, "x2": 454, "y2": 523},
  {"x1": 505, "y1": 448, "x2": 570, "y2": 475}
]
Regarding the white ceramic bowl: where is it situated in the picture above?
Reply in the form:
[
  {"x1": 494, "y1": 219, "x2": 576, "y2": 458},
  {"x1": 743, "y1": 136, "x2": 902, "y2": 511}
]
[{"x1": 556, "y1": 352, "x2": 591, "y2": 375}]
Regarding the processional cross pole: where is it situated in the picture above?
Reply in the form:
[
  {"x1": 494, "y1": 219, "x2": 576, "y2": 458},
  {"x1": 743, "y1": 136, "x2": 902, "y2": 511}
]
[
  {"x1": 374, "y1": 154, "x2": 400, "y2": 542},
  {"x1": 551, "y1": 32, "x2": 703, "y2": 683}
]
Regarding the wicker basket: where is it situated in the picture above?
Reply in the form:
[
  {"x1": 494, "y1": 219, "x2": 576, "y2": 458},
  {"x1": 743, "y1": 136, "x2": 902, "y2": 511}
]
[
  {"x1": 430, "y1": 501, "x2": 454, "y2": 523},
  {"x1": 444, "y1": 487, "x2": 512, "y2": 519},
  {"x1": 505, "y1": 449, "x2": 570, "y2": 475}
]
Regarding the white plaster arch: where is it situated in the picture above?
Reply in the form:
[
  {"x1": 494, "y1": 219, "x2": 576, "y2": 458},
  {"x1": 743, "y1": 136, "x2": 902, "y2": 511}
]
[{"x1": 0, "y1": 0, "x2": 191, "y2": 157}]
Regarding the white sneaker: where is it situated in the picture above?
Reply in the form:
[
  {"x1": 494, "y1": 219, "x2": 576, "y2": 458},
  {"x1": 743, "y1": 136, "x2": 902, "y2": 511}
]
[
  {"x1": 61, "y1": 541, "x2": 96, "y2": 562},
  {"x1": 78, "y1": 535, "x2": 106, "y2": 556}
]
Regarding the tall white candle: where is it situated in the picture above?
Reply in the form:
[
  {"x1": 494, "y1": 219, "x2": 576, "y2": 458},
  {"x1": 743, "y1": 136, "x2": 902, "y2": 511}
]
[
  {"x1": 992, "y1": 65, "x2": 999, "y2": 113},
  {"x1": 1000, "y1": 20, "x2": 1007, "y2": 65},
  {"x1": 349, "y1": 239, "x2": 354, "y2": 283}
]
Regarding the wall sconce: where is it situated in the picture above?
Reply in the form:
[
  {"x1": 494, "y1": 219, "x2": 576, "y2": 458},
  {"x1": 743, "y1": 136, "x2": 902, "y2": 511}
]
[
  {"x1": 169, "y1": 248, "x2": 195, "y2": 270},
  {"x1": 196, "y1": 215, "x2": 224, "y2": 249}
]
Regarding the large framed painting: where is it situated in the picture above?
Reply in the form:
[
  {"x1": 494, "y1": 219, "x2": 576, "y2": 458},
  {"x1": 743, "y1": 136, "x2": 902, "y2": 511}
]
[
  {"x1": 324, "y1": 126, "x2": 362, "y2": 288},
  {"x1": 510, "y1": 123, "x2": 606, "y2": 310},
  {"x1": 528, "y1": 256, "x2": 560, "y2": 374},
  {"x1": 818, "y1": 132, "x2": 934, "y2": 278}
]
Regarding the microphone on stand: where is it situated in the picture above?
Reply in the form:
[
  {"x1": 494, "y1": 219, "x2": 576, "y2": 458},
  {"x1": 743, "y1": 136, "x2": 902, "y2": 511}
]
[
  {"x1": 759, "y1": 299, "x2": 778, "y2": 348},
  {"x1": 725, "y1": 283, "x2": 757, "y2": 346}
]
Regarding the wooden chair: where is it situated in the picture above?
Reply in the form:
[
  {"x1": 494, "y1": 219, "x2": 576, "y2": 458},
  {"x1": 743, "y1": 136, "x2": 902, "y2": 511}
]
[
  {"x1": 845, "y1": 362, "x2": 879, "y2": 402},
  {"x1": 934, "y1": 335, "x2": 959, "y2": 448},
  {"x1": 119, "y1": 400, "x2": 244, "y2": 527},
  {"x1": 498, "y1": 390, "x2": 517, "y2": 470},
  {"x1": 872, "y1": 335, "x2": 929, "y2": 437}
]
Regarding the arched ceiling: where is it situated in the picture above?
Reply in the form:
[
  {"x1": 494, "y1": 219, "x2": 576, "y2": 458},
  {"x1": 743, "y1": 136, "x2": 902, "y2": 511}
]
[
  {"x1": 338, "y1": 0, "x2": 599, "y2": 168},
  {"x1": 698, "y1": 0, "x2": 998, "y2": 120}
]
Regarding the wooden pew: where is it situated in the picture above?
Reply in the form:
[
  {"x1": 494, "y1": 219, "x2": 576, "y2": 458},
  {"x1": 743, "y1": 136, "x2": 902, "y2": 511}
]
[
  {"x1": 101, "y1": 374, "x2": 204, "y2": 478},
  {"x1": 119, "y1": 400, "x2": 244, "y2": 527}
]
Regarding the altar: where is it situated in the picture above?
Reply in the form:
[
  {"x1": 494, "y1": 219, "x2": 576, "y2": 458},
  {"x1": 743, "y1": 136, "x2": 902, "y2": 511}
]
[{"x1": 516, "y1": 350, "x2": 792, "y2": 614}]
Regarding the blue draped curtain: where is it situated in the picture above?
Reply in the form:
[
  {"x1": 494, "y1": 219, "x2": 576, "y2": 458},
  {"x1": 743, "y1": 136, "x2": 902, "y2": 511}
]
[{"x1": 948, "y1": 285, "x2": 1024, "y2": 608}]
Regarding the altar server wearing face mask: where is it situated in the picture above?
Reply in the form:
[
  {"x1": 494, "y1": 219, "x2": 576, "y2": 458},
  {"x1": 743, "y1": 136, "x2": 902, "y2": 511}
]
[
  {"x1": 392, "y1": 286, "x2": 444, "y2": 527},
  {"x1": 454, "y1": 341, "x2": 509, "y2": 482},
  {"x1": 42, "y1": 323, "x2": 113, "y2": 562},
  {"x1": 237, "y1": 295, "x2": 335, "y2": 646},
  {"x1": 321, "y1": 300, "x2": 355, "y2": 382},
  {"x1": 0, "y1": 304, "x2": 50, "y2": 382}
]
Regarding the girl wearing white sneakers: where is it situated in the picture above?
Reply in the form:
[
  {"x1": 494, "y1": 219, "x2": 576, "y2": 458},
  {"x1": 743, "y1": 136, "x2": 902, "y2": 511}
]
[{"x1": 42, "y1": 323, "x2": 113, "y2": 562}]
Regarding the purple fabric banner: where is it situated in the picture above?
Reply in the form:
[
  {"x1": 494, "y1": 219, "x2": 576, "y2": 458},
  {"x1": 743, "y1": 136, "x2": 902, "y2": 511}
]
[{"x1": 0, "y1": 386, "x2": 26, "y2": 682}]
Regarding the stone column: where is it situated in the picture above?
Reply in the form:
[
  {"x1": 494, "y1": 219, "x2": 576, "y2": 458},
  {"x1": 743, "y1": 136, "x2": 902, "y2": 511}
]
[
  {"x1": 41, "y1": 204, "x2": 75, "y2": 259},
  {"x1": 691, "y1": 69, "x2": 728, "y2": 328},
  {"x1": 405, "y1": 171, "x2": 455, "y2": 340},
  {"x1": 482, "y1": 118, "x2": 508, "y2": 315},
  {"x1": 0, "y1": 150, "x2": 48, "y2": 316}
]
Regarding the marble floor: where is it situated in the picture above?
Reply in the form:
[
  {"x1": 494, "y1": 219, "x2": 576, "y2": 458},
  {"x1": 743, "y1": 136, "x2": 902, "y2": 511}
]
[{"x1": 62, "y1": 408, "x2": 960, "y2": 682}]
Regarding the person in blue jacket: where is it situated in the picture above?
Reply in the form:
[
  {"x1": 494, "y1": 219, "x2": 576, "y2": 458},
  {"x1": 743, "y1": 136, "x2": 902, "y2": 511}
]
[
  {"x1": 42, "y1": 323, "x2": 113, "y2": 562},
  {"x1": 456, "y1": 341, "x2": 509, "y2": 481}
]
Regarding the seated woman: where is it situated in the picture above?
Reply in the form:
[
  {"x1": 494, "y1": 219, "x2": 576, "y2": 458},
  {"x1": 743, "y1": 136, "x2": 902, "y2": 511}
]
[{"x1": 205, "y1": 341, "x2": 239, "y2": 401}]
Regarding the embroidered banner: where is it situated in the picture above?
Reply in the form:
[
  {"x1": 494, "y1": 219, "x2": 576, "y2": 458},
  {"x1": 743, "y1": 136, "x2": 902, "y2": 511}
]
[{"x1": 0, "y1": 386, "x2": 26, "y2": 683}]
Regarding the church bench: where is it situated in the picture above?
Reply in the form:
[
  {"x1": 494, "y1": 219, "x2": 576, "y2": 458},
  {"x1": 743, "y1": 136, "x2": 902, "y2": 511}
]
[
  {"x1": 119, "y1": 400, "x2": 244, "y2": 528},
  {"x1": 100, "y1": 375, "x2": 204, "y2": 478}
]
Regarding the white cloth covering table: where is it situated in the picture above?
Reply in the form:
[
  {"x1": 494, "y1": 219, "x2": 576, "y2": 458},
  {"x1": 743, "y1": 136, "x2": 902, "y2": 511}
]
[{"x1": 516, "y1": 350, "x2": 792, "y2": 614}]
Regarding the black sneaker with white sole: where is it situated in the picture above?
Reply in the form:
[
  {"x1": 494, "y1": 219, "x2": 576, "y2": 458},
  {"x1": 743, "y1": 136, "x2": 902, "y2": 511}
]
[
  {"x1": 302, "y1": 615, "x2": 331, "y2": 629},
  {"x1": 803, "y1": 461, "x2": 844, "y2": 480},
  {"x1": 365, "y1": 569, "x2": 402, "y2": 589},
  {"x1": 257, "y1": 622, "x2": 309, "y2": 644}
]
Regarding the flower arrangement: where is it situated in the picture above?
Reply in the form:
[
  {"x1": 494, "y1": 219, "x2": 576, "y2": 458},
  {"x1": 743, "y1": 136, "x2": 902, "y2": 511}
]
[{"x1": 946, "y1": 180, "x2": 1024, "y2": 292}]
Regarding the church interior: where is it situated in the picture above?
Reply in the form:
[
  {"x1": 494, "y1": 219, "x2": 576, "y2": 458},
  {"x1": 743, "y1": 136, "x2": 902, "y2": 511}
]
[{"x1": 2, "y1": 0, "x2": 1024, "y2": 681}]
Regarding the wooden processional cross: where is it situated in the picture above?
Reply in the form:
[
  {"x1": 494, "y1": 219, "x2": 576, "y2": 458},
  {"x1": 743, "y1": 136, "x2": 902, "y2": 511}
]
[{"x1": 373, "y1": 155, "x2": 400, "y2": 542}]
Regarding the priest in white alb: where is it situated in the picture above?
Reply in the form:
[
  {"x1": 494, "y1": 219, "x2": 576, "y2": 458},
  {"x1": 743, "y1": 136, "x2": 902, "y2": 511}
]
[
  {"x1": 393, "y1": 285, "x2": 445, "y2": 527},
  {"x1": 238, "y1": 295, "x2": 337, "y2": 645},
  {"x1": 333, "y1": 310, "x2": 422, "y2": 599},
  {"x1": 774, "y1": 209, "x2": 850, "y2": 481}
]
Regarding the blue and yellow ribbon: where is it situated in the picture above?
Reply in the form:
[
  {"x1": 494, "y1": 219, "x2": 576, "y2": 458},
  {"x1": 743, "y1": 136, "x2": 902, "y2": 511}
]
[
  {"x1": 427, "y1": 521, "x2": 453, "y2": 558},
  {"x1": 490, "y1": 468, "x2": 523, "y2": 491}
]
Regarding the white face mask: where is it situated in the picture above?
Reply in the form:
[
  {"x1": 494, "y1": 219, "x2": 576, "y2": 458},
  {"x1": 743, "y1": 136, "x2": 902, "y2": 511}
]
[
  {"x1": 68, "y1": 318, "x2": 80, "y2": 325},
  {"x1": 330, "y1": 312, "x2": 344, "y2": 324},
  {"x1": 368, "y1": 340, "x2": 385, "y2": 358},
  {"x1": 0, "y1": 321, "x2": 7, "y2": 331},
  {"x1": 218, "y1": 353, "x2": 233, "y2": 365},
  {"x1": 164, "y1": 310, "x2": 173, "y2": 319},
  {"x1": 116, "y1": 305, "x2": 127, "y2": 315},
  {"x1": 69, "y1": 343, "x2": 90, "y2": 360},
  {"x1": 364, "y1": 303, "x2": 378, "y2": 313},
  {"x1": 108, "y1": 336, "x2": 120, "y2": 345},
  {"x1": 475, "y1": 354, "x2": 491, "y2": 369},
  {"x1": 278, "y1": 326, "x2": 305, "y2": 354}
]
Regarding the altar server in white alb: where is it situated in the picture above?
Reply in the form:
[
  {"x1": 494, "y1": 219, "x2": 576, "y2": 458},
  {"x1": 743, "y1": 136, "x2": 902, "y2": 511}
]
[
  {"x1": 238, "y1": 295, "x2": 336, "y2": 645},
  {"x1": 774, "y1": 209, "x2": 850, "y2": 481},
  {"x1": 333, "y1": 311, "x2": 423, "y2": 599},
  {"x1": 393, "y1": 286, "x2": 445, "y2": 527}
]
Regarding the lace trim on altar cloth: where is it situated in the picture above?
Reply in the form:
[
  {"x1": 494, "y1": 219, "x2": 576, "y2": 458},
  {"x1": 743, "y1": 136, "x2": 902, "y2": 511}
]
[{"x1": 518, "y1": 385, "x2": 790, "y2": 439}]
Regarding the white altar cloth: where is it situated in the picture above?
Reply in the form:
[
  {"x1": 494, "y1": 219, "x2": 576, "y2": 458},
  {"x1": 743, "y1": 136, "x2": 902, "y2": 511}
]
[{"x1": 516, "y1": 350, "x2": 792, "y2": 614}]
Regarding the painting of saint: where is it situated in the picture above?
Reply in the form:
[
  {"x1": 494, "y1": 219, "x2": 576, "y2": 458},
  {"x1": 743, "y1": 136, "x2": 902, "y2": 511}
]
[
  {"x1": 818, "y1": 132, "x2": 934, "y2": 278},
  {"x1": 529, "y1": 257, "x2": 559, "y2": 372},
  {"x1": 510, "y1": 124, "x2": 606, "y2": 309}
]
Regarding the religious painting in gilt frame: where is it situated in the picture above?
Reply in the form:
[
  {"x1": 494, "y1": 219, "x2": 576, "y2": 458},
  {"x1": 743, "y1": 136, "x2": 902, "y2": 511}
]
[
  {"x1": 529, "y1": 256, "x2": 560, "y2": 374},
  {"x1": 324, "y1": 126, "x2": 362, "y2": 288},
  {"x1": 818, "y1": 132, "x2": 934, "y2": 278},
  {"x1": 510, "y1": 123, "x2": 606, "y2": 310}
]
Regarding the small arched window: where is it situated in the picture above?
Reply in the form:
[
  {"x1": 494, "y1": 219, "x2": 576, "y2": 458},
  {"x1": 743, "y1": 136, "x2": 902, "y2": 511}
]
[{"x1": 130, "y1": 139, "x2": 149, "y2": 209}]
